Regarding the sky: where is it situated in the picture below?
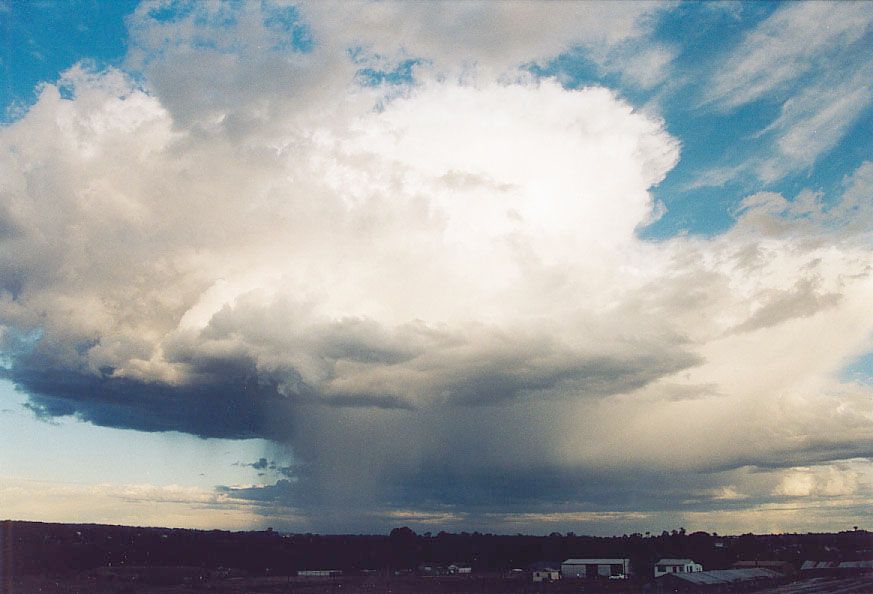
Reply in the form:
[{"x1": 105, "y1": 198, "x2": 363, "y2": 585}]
[{"x1": 1, "y1": 0, "x2": 872, "y2": 536}]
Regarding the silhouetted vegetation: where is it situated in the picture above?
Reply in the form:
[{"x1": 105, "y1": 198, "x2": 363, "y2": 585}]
[{"x1": 4, "y1": 520, "x2": 872, "y2": 579}]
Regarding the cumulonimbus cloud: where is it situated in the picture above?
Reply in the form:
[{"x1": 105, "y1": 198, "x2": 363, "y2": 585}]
[{"x1": 2, "y1": 2, "x2": 873, "y2": 529}]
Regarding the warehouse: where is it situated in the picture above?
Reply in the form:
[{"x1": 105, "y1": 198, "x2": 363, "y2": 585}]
[{"x1": 561, "y1": 558, "x2": 630, "y2": 579}]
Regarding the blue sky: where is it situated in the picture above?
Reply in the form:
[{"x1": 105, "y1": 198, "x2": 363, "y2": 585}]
[
  {"x1": 1, "y1": 1, "x2": 137, "y2": 118},
  {"x1": 1, "y1": 1, "x2": 873, "y2": 535}
]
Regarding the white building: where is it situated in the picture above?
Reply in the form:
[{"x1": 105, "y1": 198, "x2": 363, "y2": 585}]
[
  {"x1": 448, "y1": 563, "x2": 471, "y2": 574},
  {"x1": 654, "y1": 558, "x2": 703, "y2": 578},
  {"x1": 532, "y1": 568, "x2": 560, "y2": 582},
  {"x1": 561, "y1": 558, "x2": 630, "y2": 579}
]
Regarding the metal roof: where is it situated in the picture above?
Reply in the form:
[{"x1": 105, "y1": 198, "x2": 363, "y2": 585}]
[
  {"x1": 658, "y1": 568, "x2": 780, "y2": 585},
  {"x1": 562, "y1": 558, "x2": 628, "y2": 565},
  {"x1": 656, "y1": 558, "x2": 695, "y2": 565},
  {"x1": 802, "y1": 561, "x2": 844, "y2": 570},
  {"x1": 839, "y1": 560, "x2": 873, "y2": 569}
]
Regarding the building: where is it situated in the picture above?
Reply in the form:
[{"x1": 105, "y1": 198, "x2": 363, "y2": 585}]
[
  {"x1": 561, "y1": 558, "x2": 630, "y2": 579},
  {"x1": 654, "y1": 558, "x2": 703, "y2": 578},
  {"x1": 801, "y1": 560, "x2": 837, "y2": 572},
  {"x1": 837, "y1": 560, "x2": 873, "y2": 572},
  {"x1": 732, "y1": 560, "x2": 795, "y2": 575},
  {"x1": 529, "y1": 561, "x2": 561, "y2": 582},
  {"x1": 448, "y1": 563, "x2": 472, "y2": 574},
  {"x1": 297, "y1": 569, "x2": 342, "y2": 577},
  {"x1": 532, "y1": 568, "x2": 560, "y2": 582},
  {"x1": 801, "y1": 560, "x2": 873, "y2": 576},
  {"x1": 656, "y1": 568, "x2": 781, "y2": 591}
]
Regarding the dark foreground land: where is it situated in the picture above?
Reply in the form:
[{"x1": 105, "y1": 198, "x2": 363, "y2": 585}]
[
  {"x1": 2, "y1": 521, "x2": 872, "y2": 593},
  {"x1": 9, "y1": 573, "x2": 873, "y2": 594}
]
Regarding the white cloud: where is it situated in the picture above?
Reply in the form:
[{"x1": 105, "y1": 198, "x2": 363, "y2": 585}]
[
  {"x1": 606, "y1": 43, "x2": 676, "y2": 91},
  {"x1": 301, "y1": 0, "x2": 667, "y2": 77},
  {"x1": 120, "y1": 0, "x2": 672, "y2": 137},
  {"x1": 774, "y1": 465, "x2": 860, "y2": 498},
  {"x1": 710, "y1": 486, "x2": 747, "y2": 501}
]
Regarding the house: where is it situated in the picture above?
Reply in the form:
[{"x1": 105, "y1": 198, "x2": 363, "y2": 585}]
[
  {"x1": 656, "y1": 568, "x2": 781, "y2": 591},
  {"x1": 561, "y1": 558, "x2": 630, "y2": 579},
  {"x1": 654, "y1": 558, "x2": 702, "y2": 578}
]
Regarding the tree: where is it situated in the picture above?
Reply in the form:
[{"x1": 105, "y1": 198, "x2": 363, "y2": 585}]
[
  {"x1": 389, "y1": 527, "x2": 416, "y2": 540},
  {"x1": 388, "y1": 527, "x2": 418, "y2": 569}
]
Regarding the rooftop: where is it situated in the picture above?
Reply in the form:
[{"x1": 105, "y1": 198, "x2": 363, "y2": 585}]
[{"x1": 658, "y1": 568, "x2": 781, "y2": 585}]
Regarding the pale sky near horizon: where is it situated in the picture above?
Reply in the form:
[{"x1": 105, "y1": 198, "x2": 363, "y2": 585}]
[{"x1": 1, "y1": 0, "x2": 873, "y2": 535}]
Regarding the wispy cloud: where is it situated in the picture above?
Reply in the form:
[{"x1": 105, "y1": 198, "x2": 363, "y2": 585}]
[
  {"x1": 755, "y1": 68, "x2": 873, "y2": 182},
  {"x1": 698, "y1": 1, "x2": 873, "y2": 182},
  {"x1": 706, "y1": 2, "x2": 871, "y2": 110}
]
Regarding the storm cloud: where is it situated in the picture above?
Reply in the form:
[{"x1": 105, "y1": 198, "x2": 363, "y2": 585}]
[{"x1": 2, "y1": 2, "x2": 873, "y2": 531}]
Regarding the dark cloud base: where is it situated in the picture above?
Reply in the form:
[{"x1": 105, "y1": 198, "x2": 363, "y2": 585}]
[{"x1": 3, "y1": 366, "x2": 293, "y2": 440}]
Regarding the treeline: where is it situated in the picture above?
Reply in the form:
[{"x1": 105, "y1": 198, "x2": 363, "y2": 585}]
[{"x1": 4, "y1": 521, "x2": 872, "y2": 578}]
